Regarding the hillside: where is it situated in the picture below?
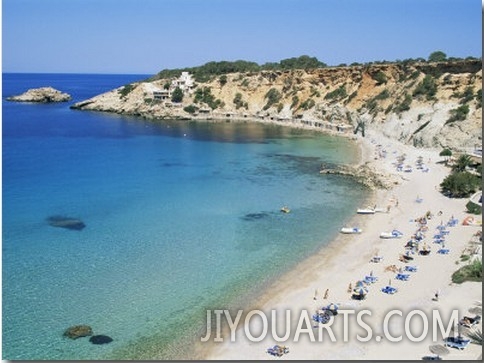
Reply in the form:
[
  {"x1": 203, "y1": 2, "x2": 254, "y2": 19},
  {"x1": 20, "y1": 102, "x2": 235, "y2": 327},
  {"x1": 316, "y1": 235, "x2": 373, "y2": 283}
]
[{"x1": 71, "y1": 60, "x2": 482, "y2": 150}]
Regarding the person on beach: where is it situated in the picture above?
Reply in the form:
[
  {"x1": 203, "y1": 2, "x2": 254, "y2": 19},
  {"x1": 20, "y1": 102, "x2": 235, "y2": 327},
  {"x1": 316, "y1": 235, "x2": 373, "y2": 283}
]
[
  {"x1": 323, "y1": 289, "x2": 329, "y2": 299},
  {"x1": 313, "y1": 289, "x2": 318, "y2": 300},
  {"x1": 347, "y1": 283, "x2": 352, "y2": 293},
  {"x1": 434, "y1": 291, "x2": 439, "y2": 301}
]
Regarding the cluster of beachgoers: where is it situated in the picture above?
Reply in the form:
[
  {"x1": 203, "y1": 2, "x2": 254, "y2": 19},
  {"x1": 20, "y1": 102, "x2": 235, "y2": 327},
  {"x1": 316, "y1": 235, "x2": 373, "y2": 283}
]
[{"x1": 204, "y1": 129, "x2": 481, "y2": 360}]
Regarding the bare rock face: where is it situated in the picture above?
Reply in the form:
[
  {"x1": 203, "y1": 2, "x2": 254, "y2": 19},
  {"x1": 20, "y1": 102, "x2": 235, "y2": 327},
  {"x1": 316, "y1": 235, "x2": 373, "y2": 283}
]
[{"x1": 7, "y1": 87, "x2": 71, "y2": 103}]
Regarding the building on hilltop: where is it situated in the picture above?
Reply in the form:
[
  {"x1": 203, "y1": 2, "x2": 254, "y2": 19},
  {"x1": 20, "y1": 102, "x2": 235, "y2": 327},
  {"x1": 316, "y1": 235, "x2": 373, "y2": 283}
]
[
  {"x1": 144, "y1": 83, "x2": 171, "y2": 101},
  {"x1": 148, "y1": 72, "x2": 195, "y2": 101},
  {"x1": 171, "y1": 72, "x2": 194, "y2": 93}
]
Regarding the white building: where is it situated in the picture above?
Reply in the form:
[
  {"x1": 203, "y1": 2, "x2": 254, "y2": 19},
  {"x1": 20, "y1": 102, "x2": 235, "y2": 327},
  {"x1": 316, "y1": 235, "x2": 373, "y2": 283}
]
[
  {"x1": 144, "y1": 83, "x2": 171, "y2": 101},
  {"x1": 171, "y1": 72, "x2": 194, "y2": 93}
]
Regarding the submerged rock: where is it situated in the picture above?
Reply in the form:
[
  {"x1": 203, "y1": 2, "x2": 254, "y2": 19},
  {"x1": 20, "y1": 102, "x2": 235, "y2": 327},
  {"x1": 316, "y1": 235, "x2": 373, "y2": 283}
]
[
  {"x1": 7, "y1": 87, "x2": 71, "y2": 103},
  {"x1": 63, "y1": 325, "x2": 93, "y2": 339},
  {"x1": 242, "y1": 212, "x2": 270, "y2": 221},
  {"x1": 47, "y1": 216, "x2": 86, "y2": 230},
  {"x1": 89, "y1": 335, "x2": 113, "y2": 345}
]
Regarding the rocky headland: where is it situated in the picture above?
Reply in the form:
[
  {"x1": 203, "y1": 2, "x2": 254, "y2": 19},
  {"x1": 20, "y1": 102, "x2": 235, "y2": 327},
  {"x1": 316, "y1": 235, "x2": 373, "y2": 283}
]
[
  {"x1": 71, "y1": 59, "x2": 482, "y2": 151},
  {"x1": 7, "y1": 87, "x2": 71, "y2": 103}
]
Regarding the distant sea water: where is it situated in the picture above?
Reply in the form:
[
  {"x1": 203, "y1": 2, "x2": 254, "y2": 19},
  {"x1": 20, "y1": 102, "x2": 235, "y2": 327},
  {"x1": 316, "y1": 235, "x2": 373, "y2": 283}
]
[{"x1": 2, "y1": 73, "x2": 366, "y2": 359}]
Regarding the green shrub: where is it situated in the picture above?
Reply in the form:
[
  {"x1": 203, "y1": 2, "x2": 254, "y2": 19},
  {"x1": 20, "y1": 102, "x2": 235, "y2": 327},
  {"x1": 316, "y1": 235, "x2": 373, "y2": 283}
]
[
  {"x1": 445, "y1": 104, "x2": 469, "y2": 125},
  {"x1": 466, "y1": 201, "x2": 482, "y2": 215},
  {"x1": 452, "y1": 259, "x2": 482, "y2": 283},
  {"x1": 413, "y1": 75, "x2": 437, "y2": 100},
  {"x1": 476, "y1": 89, "x2": 482, "y2": 108},
  {"x1": 395, "y1": 93, "x2": 412, "y2": 113},
  {"x1": 365, "y1": 99, "x2": 378, "y2": 112},
  {"x1": 372, "y1": 71, "x2": 387, "y2": 85},
  {"x1": 440, "y1": 171, "x2": 480, "y2": 198},
  {"x1": 183, "y1": 104, "x2": 199, "y2": 114},
  {"x1": 460, "y1": 254, "x2": 471, "y2": 262},
  {"x1": 409, "y1": 70, "x2": 420, "y2": 80},
  {"x1": 263, "y1": 88, "x2": 282, "y2": 110},
  {"x1": 324, "y1": 85, "x2": 347, "y2": 100},
  {"x1": 374, "y1": 89, "x2": 390, "y2": 100},
  {"x1": 290, "y1": 95, "x2": 299, "y2": 109},
  {"x1": 233, "y1": 92, "x2": 248, "y2": 109},
  {"x1": 118, "y1": 84, "x2": 136, "y2": 98},
  {"x1": 347, "y1": 91, "x2": 358, "y2": 102},
  {"x1": 219, "y1": 75, "x2": 227, "y2": 87},
  {"x1": 459, "y1": 86, "x2": 475, "y2": 104},
  {"x1": 299, "y1": 98, "x2": 315, "y2": 110}
]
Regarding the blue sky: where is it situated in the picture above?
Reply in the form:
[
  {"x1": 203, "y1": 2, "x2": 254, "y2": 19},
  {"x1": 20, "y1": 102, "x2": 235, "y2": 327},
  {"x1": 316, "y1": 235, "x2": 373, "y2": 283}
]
[{"x1": 2, "y1": 0, "x2": 482, "y2": 74}]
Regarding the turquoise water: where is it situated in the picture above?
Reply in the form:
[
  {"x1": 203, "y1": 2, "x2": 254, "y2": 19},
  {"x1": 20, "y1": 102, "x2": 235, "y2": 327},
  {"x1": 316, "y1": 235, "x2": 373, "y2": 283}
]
[{"x1": 2, "y1": 74, "x2": 366, "y2": 359}]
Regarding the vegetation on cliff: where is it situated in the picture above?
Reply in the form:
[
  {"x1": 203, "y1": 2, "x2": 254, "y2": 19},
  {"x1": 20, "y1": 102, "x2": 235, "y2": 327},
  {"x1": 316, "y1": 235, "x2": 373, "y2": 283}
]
[{"x1": 72, "y1": 52, "x2": 482, "y2": 150}]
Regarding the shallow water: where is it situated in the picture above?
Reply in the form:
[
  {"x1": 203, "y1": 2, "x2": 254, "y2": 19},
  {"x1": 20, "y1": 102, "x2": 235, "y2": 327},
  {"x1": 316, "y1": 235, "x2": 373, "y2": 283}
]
[{"x1": 2, "y1": 73, "x2": 366, "y2": 359}]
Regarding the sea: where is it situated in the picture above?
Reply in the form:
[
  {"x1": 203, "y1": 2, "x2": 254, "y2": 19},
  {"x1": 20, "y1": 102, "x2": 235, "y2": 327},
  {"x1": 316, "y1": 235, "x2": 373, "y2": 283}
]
[{"x1": 2, "y1": 73, "x2": 366, "y2": 359}]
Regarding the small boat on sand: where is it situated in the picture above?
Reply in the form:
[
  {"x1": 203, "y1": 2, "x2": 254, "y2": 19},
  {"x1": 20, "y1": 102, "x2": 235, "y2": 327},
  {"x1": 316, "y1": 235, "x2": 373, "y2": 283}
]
[
  {"x1": 357, "y1": 207, "x2": 375, "y2": 214},
  {"x1": 340, "y1": 227, "x2": 362, "y2": 234},
  {"x1": 380, "y1": 230, "x2": 403, "y2": 239}
]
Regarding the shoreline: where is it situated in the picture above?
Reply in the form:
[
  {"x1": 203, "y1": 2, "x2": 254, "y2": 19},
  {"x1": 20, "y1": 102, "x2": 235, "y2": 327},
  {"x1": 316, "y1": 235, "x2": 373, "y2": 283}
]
[{"x1": 201, "y1": 128, "x2": 482, "y2": 360}]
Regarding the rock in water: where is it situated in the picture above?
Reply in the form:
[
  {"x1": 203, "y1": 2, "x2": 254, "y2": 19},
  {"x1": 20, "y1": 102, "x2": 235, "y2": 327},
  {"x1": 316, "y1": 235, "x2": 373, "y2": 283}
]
[
  {"x1": 7, "y1": 87, "x2": 71, "y2": 103},
  {"x1": 63, "y1": 325, "x2": 93, "y2": 339},
  {"x1": 89, "y1": 335, "x2": 113, "y2": 345},
  {"x1": 47, "y1": 216, "x2": 86, "y2": 230}
]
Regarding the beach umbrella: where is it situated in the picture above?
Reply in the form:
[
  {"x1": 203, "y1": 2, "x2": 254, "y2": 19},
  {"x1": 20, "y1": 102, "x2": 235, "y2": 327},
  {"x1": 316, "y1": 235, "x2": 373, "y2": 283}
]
[
  {"x1": 327, "y1": 303, "x2": 339, "y2": 311},
  {"x1": 353, "y1": 287, "x2": 367, "y2": 296},
  {"x1": 469, "y1": 306, "x2": 482, "y2": 315},
  {"x1": 429, "y1": 344, "x2": 450, "y2": 357}
]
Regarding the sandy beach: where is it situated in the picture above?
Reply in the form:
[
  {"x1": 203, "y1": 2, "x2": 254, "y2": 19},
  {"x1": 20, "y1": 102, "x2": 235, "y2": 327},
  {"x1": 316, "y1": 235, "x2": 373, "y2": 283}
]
[{"x1": 202, "y1": 129, "x2": 482, "y2": 360}]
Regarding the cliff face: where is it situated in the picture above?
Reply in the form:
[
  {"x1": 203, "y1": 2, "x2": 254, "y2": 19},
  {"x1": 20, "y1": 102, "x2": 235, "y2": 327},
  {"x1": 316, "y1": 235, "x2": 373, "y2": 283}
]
[{"x1": 72, "y1": 61, "x2": 482, "y2": 150}]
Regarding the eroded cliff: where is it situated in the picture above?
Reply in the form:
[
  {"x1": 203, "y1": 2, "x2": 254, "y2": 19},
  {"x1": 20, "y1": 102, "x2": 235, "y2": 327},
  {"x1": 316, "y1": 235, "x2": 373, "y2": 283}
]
[{"x1": 72, "y1": 60, "x2": 482, "y2": 150}]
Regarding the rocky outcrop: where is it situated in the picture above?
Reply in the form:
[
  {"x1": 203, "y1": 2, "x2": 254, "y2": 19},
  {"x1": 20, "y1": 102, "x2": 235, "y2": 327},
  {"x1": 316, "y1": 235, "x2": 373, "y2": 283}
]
[
  {"x1": 89, "y1": 335, "x2": 113, "y2": 345},
  {"x1": 71, "y1": 60, "x2": 482, "y2": 150},
  {"x1": 320, "y1": 162, "x2": 400, "y2": 190},
  {"x1": 46, "y1": 216, "x2": 86, "y2": 231},
  {"x1": 7, "y1": 87, "x2": 71, "y2": 103},
  {"x1": 63, "y1": 325, "x2": 93, "y2": 339}
]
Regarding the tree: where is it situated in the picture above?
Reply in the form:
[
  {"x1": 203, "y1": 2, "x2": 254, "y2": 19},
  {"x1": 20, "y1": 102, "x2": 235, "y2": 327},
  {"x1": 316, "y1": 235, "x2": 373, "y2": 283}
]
[
  {"x1": 219, "y1": 75, "x2": 227, "y2": 87},
  {"x1": 428, "y1": 51, "x2": 447, "y2": 62},
  {"x1": 452, "y1": 154, "x2": 472, "y2": 173},
  {"x1": 439, "y1": 148, "x2": 452, "y2": 164},
  {"x1": 171, "y1": 87, "x2": 183, "y2": 103},
  {"x1": 440, "y1": 171, "x2": 480, "y2": 198}
]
